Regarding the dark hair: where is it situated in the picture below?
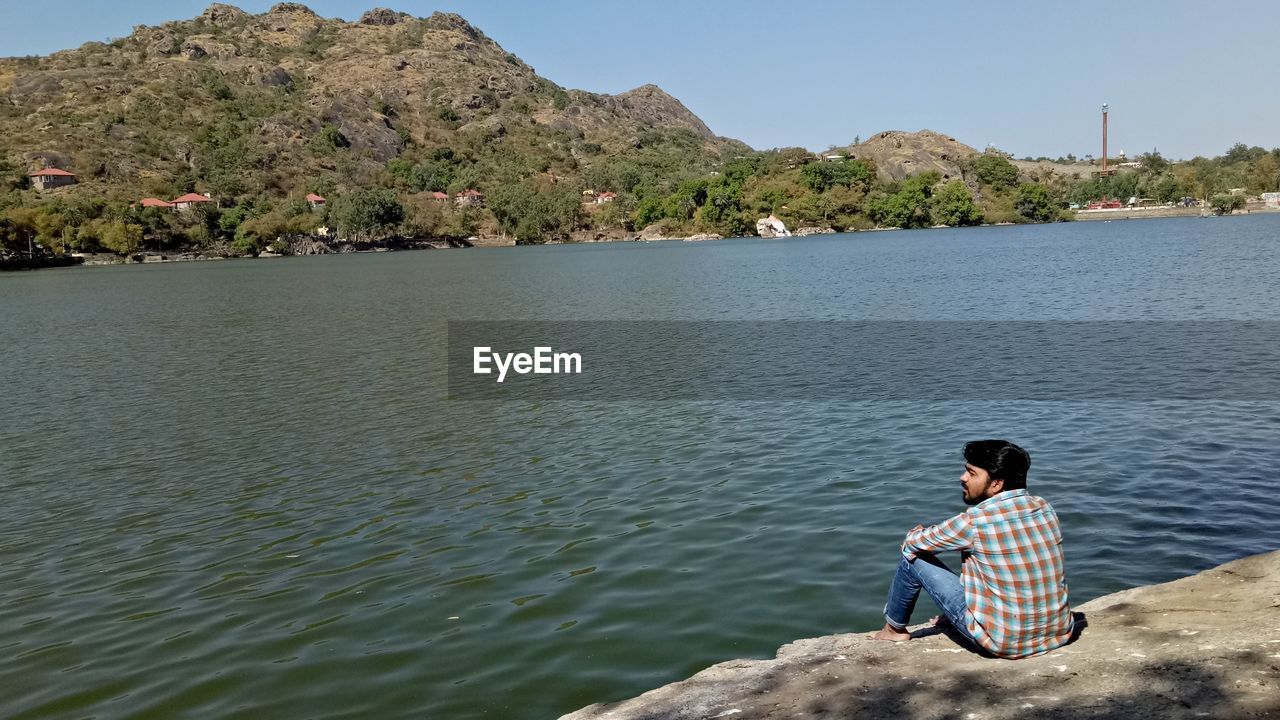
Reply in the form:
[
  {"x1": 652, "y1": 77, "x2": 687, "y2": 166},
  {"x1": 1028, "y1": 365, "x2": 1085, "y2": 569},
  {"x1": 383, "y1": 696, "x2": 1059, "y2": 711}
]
[{"x1": 963, "y1": 440, "x2": 1030, "y2": 490}]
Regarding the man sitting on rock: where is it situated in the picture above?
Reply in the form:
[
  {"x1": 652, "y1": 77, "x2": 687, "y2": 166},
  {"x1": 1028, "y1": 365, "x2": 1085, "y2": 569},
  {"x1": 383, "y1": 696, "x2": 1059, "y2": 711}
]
[{"x1": 873, "y1": 440, "x2": 1075, "y2": 658}]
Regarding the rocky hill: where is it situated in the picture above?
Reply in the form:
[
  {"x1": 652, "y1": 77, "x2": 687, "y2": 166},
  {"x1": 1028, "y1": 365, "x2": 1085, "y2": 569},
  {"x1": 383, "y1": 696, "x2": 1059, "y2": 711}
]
[
  {"x1": 0, "y1": 3, "x2": 745, "y2": 201},
  {"x1": 847, "y1": 130, "x2": 982, "y2": 184}
]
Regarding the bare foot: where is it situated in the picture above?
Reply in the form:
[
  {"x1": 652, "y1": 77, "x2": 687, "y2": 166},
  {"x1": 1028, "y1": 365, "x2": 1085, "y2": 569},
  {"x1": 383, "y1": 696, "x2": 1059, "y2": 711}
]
[{"x1": 872, "y1": 623, "x2": 912, "y2": 642}]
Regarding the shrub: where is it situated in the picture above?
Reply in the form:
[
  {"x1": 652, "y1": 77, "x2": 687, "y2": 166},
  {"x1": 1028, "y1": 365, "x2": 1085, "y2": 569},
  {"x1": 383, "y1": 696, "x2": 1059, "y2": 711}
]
[{"x1": 1210, "y1": 193, "x2": 1246, "y2": 215}]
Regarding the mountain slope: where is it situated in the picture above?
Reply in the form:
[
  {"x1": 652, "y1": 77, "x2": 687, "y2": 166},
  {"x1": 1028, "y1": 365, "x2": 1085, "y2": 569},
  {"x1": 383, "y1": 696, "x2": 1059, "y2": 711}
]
[{"x1": 0, "y1": 3, "x2": 745, "y2": 201}]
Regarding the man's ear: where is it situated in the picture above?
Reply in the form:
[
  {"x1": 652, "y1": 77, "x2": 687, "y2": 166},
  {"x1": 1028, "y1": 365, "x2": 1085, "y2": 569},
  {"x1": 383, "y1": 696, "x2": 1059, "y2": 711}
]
[{"x1": 988, "y1": 477, "x2": 1005, "y2": 496}]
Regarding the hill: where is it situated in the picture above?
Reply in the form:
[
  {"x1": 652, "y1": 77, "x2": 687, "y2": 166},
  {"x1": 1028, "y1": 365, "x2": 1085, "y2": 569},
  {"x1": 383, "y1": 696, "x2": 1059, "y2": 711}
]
[{"x1": 0, "y1": 3, "x2": 744, "y2": 208}]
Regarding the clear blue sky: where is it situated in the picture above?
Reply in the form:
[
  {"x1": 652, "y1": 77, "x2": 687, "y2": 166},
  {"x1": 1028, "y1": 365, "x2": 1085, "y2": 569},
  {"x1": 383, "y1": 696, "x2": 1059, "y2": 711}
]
[{"x1": 2, "y1": 1, "x2": 1273, "y2": 160}]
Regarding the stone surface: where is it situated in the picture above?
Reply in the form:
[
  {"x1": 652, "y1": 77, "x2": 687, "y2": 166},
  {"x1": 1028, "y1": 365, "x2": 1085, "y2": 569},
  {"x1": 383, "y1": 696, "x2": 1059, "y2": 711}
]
[
  {"x1": 561, "y1": 550, "x2": 1280, "y2": 720},
  {"x1": 850, "y1": 130, "x2": 980, "y2": 184}
]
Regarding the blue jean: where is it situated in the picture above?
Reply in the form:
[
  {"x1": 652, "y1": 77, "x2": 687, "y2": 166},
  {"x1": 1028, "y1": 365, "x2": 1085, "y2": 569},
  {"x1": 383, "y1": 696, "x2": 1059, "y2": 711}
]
[{"x1": 883, "y1": 553, "x2": 976, "y2": 642}]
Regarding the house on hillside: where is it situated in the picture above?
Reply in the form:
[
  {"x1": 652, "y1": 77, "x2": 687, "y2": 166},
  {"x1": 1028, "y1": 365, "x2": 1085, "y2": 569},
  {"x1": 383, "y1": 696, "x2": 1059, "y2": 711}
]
[
  {"x1": 29, "y1": 168, "x2": 76, "y2": 191},
  {"x1": 138, "y1": 198, "x2": 175, "y2": 210},
  {"x1": 594, "y1": 191, "x2": 617, "y2": 205},
  {"x1": 172, "y1": 192, "x2": 214, "y2": 211},
  {"x1": 430, "y1": 191, "x2": 450, "y2": 204},
  {"x1": 455, "y1": 189, "x2": 485, "y2": 208},
  {"x1": 306, "y1": 193, "x2": 326, "y2": 209}
]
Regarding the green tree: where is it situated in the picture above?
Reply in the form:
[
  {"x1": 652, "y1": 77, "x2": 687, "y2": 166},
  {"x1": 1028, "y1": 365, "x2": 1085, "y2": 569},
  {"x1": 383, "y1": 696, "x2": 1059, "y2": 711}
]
[
  {"x1": 388, "y1": 158, "x2": 456, "y2": 193},
  {"x1": 801, "y1": 159, "x2": 873, "y2": 192},
  {"x1": 1223, "y1": 143, "x2": 1265, "y2": 165},
  {"x1": 1249, "y1": 154, "x2": 1278, "y2": 193},
  {"x1": 310, "y1": 123, "x2": 350, "y2": 155},
  {"x1": 931, "y1": 181, "x2": 983, "y2": 226},
  {"x1": 99, "y1": 221, "x2": 143, "y2": 256},
  {"x1": 697, "y1": 183, "x2": 746, "y2": 235},
  {"x1": 633, "y1": 196, "x2": 666, "y2": 229},
  {"x1": 1138, "y1": 150, "x2": 1170, "y2": 175},
  {"x1": 1015, "y1": 183, "x2": 1059, "y2": 223},
  {"x1": 970, "y1": 154, "x2": 1019, "y2": 190},
  {"x1": 1151, "y1": 174, "x2": 1183, "y2": 203},
  {"x1": 664, "y1": 179, "x2": 709, "y2": 220},
  {"x1": 334, "y1": 189, "x2": 404, "y2": 241},
  {"x1": 868, "y1": 172, "x2": 940, "y2": 228},
  {"x1": 489, "y1": 183, "x2": 583, "y2": 243},
  {"x1": 1210, "y1": 193, "x2": 1246, "y2": 215},
  {"x1": 235, "y1": 211, "x2": 290, "y2": 254}
]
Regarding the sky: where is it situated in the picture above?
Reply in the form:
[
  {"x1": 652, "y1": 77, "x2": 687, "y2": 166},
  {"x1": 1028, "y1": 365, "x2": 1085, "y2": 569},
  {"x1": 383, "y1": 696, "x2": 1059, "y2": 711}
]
[{"x1": 0, "y1": 0, "x2": 1274, "y2": 160}]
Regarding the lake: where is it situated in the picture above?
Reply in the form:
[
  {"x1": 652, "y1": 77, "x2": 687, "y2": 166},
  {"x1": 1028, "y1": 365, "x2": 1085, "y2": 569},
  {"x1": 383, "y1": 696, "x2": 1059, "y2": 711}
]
[{"x1": 3, "y1": 215, "x2": 1280, "y2": 719}]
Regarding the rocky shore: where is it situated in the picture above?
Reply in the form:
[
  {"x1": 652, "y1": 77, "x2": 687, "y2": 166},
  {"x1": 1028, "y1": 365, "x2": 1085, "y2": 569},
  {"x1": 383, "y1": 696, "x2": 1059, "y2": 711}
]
[{"x1": 561, "y1": 549, "x2": 1280, "y2": 720}]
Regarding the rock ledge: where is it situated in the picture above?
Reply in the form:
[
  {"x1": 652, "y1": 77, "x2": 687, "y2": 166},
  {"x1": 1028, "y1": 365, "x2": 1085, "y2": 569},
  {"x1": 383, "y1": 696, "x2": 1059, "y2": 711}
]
[{"x1": 561, "y1": 550, "x2": 1280, "y2": 720}]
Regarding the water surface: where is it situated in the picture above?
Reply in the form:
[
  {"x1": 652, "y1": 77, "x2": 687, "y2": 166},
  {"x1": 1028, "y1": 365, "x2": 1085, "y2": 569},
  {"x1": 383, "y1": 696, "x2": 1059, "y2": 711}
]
[{"x1": 3, "y1": 215, "x2": 1280, "y2": 718}]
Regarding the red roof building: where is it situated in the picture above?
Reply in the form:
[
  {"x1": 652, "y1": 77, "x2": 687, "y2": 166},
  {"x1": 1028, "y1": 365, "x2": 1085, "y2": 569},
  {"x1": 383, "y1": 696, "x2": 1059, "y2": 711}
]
[
  {"x1": 171, "y1": 193, "x2": 214, "y2": 211},
  {"x1": 305, "y1": 193, "x2": 326, "y2": 208},
  {"x1": 431, "y1": 191, "x2": 450, "y2": 203},
  {"x1": 29, "y1": 167, "x2": 76, "y2": 190},
  {"x1": 139, "y1": 198, "x2": 174, "y2": 209},
  {"x1": 454, "y1": 189, "x2": 485, "y2": 208}
]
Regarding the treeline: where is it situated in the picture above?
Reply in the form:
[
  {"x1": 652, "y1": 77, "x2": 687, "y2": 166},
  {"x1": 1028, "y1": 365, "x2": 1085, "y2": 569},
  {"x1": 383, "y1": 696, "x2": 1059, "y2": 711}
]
[
  {"x1": 1063, "y1": 144, "x2": 1280, "y2": 206},
  {"x1": 7, "y1": 139, "x2": 1279, "y2": 259},
  {"x1": 0, "y1": 147, "x2": 1066, "y2": 258},
  {"x1": 598, "y1": 149, "x2": 1070, "y2": 237}
]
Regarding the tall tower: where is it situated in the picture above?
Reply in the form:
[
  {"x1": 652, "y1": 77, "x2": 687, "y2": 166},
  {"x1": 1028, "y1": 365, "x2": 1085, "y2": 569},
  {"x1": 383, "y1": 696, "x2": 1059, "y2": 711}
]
[
  {"x1": 1101, "y1": 103, "x2": 1109, "y2": 175},
  {"x1": 1094, "y1": 103, "x2": 1117, "y2": 179}
]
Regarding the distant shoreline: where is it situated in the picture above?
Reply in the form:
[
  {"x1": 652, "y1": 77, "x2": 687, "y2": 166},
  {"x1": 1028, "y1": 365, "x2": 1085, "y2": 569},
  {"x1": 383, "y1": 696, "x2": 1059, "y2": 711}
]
[
  {"x1": 7, "y1": 210, "x2": 1277, "y2": 271},
  {"x1": 1074, "y1": 203, "x2": 1280, "y2": 221}
]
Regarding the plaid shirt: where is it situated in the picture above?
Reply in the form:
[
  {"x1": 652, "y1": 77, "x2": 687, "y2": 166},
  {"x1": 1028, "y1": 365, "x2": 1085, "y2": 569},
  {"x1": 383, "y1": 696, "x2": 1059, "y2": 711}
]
[{"x1": 902, "y1": 489, "x2": 1073, "y2": 658}]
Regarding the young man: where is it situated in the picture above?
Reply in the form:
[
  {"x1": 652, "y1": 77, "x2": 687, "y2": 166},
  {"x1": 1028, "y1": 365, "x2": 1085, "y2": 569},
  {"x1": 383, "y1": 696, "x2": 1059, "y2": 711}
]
[{"x1": 872, "y1": 440, "x2": 1075, "y2": 659}]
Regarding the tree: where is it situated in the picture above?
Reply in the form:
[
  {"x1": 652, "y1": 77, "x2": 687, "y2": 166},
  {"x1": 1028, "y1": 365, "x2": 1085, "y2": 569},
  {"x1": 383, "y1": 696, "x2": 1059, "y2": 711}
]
[
  {"x1": 2, "y1": 206, "x2": 39, "y2": 254},
  {"x1": 1210, "y1": 193, "x2": 1246, "y2": 215},
  {"x1": 801, "y1": 158, "x2": 874, "y2": 192},
  {"x1": 633, "y1": 196, "x2": 665, "y2": 229},
  {"x1": 1015, "y1": 183, "x2": 1058, "y2": 223},
  {"x1": 867, "y1": 172, "x2": 940, "y2": 229},
  {"x1": 1139, "y1": 150, "x2": 1169, "y2": 175},
  {"x1": 1151, "y1": 174, "x2": 1183, "y2": 204},
  {"x1": 1223, "y1": 143, "x2": 1265, "y2": 165},
  {"x1": 970, "y1": 154, "x2": 1019, "y2": 190},
  {"x1": 697, "y1": 183, "x2": 746, "y2": 235},
  {"x1": 333, "y1": 189, "x2": 404, "y2": 241},
  {"x1": 664, "y1": 179, "x2": 709, "y2": 220},
  {"x1": 101, "y1": 221, "x2": 143, "y2": 256},
  {"x1": 489, "y1": 183, "x2": 583, "y2": 243},
  {"x1": 388, "y1": 158, "x2": 455, "y2": 193},
  {"x1": 931, "y1": 181, "x2": 983, "y2": 226},
  {"x1": 235, "y1": 211, "x2": 290, "y2": 254},
  {"x1": 1249, "y1": 154, "x2": 1278, "y2": 193}
]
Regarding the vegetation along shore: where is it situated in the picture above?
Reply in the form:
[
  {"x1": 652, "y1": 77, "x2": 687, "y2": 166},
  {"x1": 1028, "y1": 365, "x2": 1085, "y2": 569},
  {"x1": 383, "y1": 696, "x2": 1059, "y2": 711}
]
[{"x1": 4, "y1": 3, "x2": 1280, "y2": 269}]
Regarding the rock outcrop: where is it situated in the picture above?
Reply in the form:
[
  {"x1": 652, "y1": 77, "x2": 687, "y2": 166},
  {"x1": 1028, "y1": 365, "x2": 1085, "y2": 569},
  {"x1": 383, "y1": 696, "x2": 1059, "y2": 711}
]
[
  {"x1": 561, "y1": 549, "x2": 1280, "y2": 720},
  {"x1": 850, "y1": 130, "x2": 981, "y2": 184}
]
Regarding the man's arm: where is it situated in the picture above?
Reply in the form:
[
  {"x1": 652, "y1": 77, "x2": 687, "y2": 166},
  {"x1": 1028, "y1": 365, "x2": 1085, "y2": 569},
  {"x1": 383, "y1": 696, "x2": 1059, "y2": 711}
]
[{"x1": 901, "y1": 511, "x2": 974, "y2": 558}]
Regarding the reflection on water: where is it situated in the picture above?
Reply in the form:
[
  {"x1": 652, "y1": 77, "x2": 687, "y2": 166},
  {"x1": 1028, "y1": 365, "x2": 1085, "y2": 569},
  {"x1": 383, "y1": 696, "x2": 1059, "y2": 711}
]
[{"x1": 2, "y1": 216, "x2": 1280, "y2": 718}]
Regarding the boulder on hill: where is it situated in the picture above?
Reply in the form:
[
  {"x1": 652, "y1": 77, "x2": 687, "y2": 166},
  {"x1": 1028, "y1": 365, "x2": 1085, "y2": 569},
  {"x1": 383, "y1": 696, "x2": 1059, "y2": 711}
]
[
  {"x1": 201, "y1": 4, "x2": 249, "y2": 25},
  {"x1": 850, "y1": 130, "x2": 980, "y2": 184},
  {"x1": 359, "y1": 8, "x2": 407, "y2": 26},
  {"x1": 267, "y1": 3, "x2": 317, "y2": 16}
]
